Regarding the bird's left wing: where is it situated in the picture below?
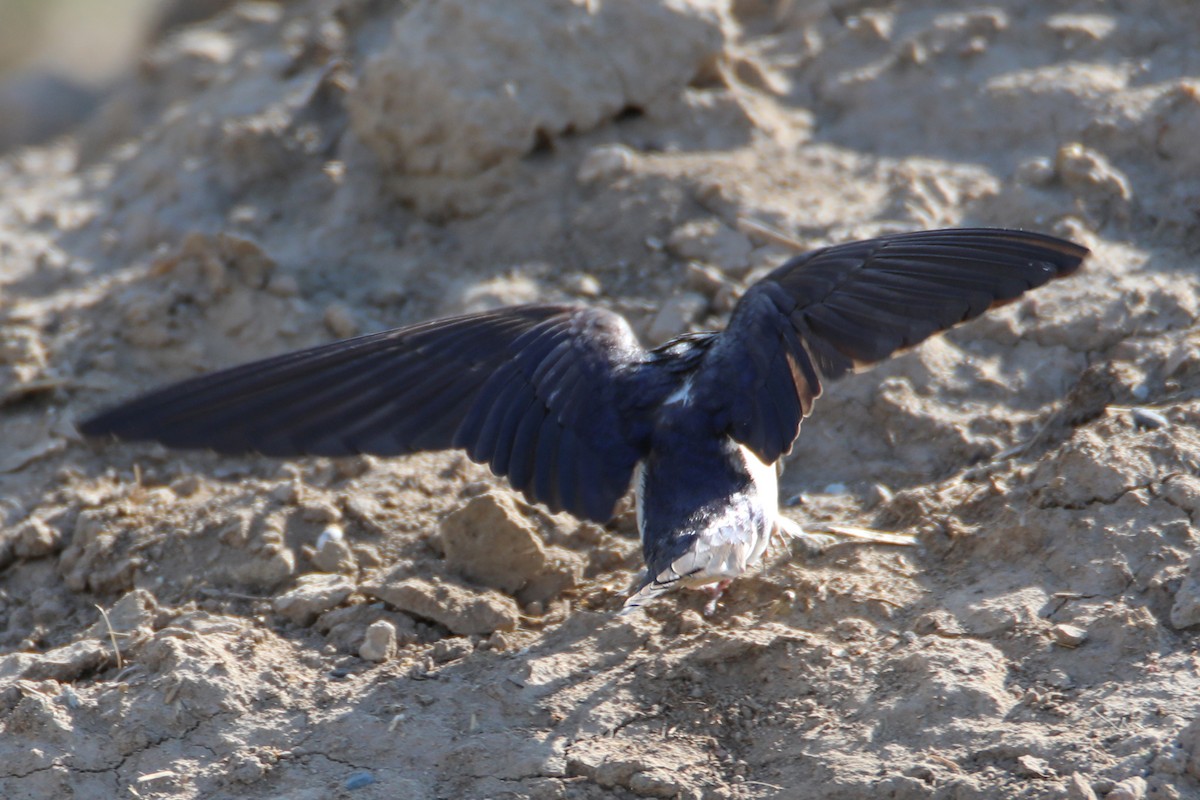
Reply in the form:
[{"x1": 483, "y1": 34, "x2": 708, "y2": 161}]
[
  {"x1": 81, "y1": 304, "x2": 653, "y2": 522},
  {"x1": 692, "y1": 228, "x2": 1089, "y2": 464}
]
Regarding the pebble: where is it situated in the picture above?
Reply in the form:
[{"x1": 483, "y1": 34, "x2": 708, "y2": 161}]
[
  {"x1": 1067, "y1": 772, "x2": 1099, "y2": 800},
  {"x1": 576, "y1": 143, "x2": 636, "y2": 184},
  {"x1": 344, "y1": 771, "x2": 376, "y2": 790},
  {"x1": 323, "y1": 302, "x2": 359, "y2": 338},
  {"x1": 1130, "y1": 407, "x2": 1168, "y2": 430},
  {"x1": 1053, "y1": 624, "x2": 1088, "y2": 647},
  {"x1": 359, "y1": 620, "x2": 397, "y2": 663},
  {"x1": 313, "y1": 526, "x2": 357, "y2": 574}
]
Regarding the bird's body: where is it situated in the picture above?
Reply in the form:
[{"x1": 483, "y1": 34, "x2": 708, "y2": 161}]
[
  {"x1": 81, "y1": 228, "x2": 1088, "y2": 612},
  {"x1": 630, "y1": 395, "x2": 779, "y2": 610}
]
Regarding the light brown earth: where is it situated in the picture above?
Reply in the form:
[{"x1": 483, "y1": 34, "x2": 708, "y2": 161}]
[{"x1": 3, "y1": 1, "x2": 1200, "y2": 798}]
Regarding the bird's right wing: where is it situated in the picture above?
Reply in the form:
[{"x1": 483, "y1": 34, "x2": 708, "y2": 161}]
[
  {"x1": 81, "y1": 304, "x2": 653, "y2": 523},
  {"x1": 693, "y1": 228, "x2": 1089, "y2": 464}
]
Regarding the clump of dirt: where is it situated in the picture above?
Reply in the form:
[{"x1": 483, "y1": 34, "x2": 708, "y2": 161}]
[{"x1": 3, "y1": 1, "x2": 1200, "y2": 798}]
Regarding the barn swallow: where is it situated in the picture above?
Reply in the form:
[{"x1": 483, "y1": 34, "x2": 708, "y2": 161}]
[{"x1": 81, "y1": 228, "x2": 1087, "y2": 612}]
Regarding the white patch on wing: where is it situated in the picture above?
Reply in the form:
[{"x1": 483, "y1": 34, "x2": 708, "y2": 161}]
[{"x1": 664, "y1": 377, "x2": 695, "y2": 406}]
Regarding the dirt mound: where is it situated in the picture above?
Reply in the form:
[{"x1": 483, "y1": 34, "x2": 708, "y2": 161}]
[{"x1": 3, "y1": 1, "x2": 1200, "y2": 798}]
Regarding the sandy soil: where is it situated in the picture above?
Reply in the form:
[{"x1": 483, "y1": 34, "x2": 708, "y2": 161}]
[{"x1": 3, "y1": 1, "x2": 1200, "y2": 798}]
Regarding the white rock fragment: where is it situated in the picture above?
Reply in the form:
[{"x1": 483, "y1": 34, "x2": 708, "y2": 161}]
[
  {"x1": 359, "y1": 620, "x2": 397, "y2": 663},
  {"x1": 1016, "y1": 754, "x2": 1054, "y2": 778},
  {"x1": 576, "y1": 144, "x2": 636, "y2": 185},
  {"x1": 1052, "y1": 624, "x2": 1088, "y2": 647}
]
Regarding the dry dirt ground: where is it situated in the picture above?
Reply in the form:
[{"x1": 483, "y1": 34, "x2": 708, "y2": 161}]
[{"x1": 3, "y1": 1, "x2": 1200, "y2": 798}]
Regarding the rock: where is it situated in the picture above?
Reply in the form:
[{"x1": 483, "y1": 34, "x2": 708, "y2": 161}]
[
  {"x1": 1104, "y1": 776, "x2": 1146, "y2": 800},
  {"x1": 1052, "y1": 623, "x2": 1088, "y2": 647},
  {"x1": 439, "y1": 492, "x2": 547, "y2": 594},
  {"x1": 273, "y1": 574, "x2": 354, "y2": 626},
  {"x1": 1066, "y1": 773, "x2": 1099, "y2": 800},
  {"x1": 576, "y1": 144, "x2": 637, "y2": 185},
  {"x1": 1055, "y1": 142, "x2": 1131, "y2": 215},
  {"x1": 0, "y1": 640, "x2": 109, "y2": 683},
  {"x1": 1170, "y1": 551, "x2": 1200, "y2": 629},
  {"x1": 12, "y1": 516, "x2": 62, "y2": 559},
  {"x1": 1016, "y1": 754, "x2": 1054, "y2": 778},
  {"x1": 347, "y1": 0, "x2": 727, "y2": 214},
  {"x1": 323, "y1": 302, "x2": 359, "y2": 338},
  {"x1": 359, "y1": 620, "x2": 397, "y2": 663},
  {"x1": 230, "y1": 545, "x2": 296, "y2": 590},
  {"x1": 312, "y1": 526, "x2": 357, "y2": 574},
  {"x1": 87, "y1": 589, "x2": 159, "y2": 642},
  {"x1": 362, "y1": 574, "x2": 519, "y2": 635}
]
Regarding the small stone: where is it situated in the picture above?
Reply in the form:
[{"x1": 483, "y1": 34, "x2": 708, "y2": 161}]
[
  {"x1": 273, "y1": 574, "x2": 354, "y2": 626},
  {"x1": 1130, "y1": 407, "x2": 1168, "y2": 430},
  {"x1": 1014, "y1": 156, "x2": 1056, "y2": 187},
  {"x1": 231, "y1": 545, "x2": 296, "y2": 590},
  {"x1": 576, "y1": 143, "x2": 636, "y2": 184},
  {"x1": 359, "y1": 620, "x2": 397, "y2": 663},
  {"x1": 302, "y1": 502, "x2": 342, "y2": 524},
  {"x1": 313, "y1": 526, "x2": 357, "y2": 574},
  {"x1": 1105, "y1": 776, "x2": 1147, "y2": 800},
  {"x1": 1017, "y1": 754, "x2": 1054, "y2": 778},
  {"x1": 12, "y1": 516, "x2": 62, "y2": 559},
  {"x1": 344, "y1": 772, "x2": 376, "y2": 790},
  {"x1": 87, "y1": 589, "x2": 158, "y2": 641},
  {"x1": 363, "y1": 574, "x2": 519, "y2": 635},
  {"x1": 1066, "y1": 773, "x2": 1099, "y2": 800},
  {"x1": 324, "y1": 302, "x2": 359, "y2": 338},
  {"x1": 1052, "y1": 623, "x2": 1088, "y2": 647},
  {"x1": 564, "y1": 273, "x2": 602, "y2": 298}
]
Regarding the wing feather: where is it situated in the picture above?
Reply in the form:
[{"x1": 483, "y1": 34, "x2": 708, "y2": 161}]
[
  {"x1": 81, "y1": 304, "x2": 652, "y2": 523},
  {"x1": 696, "y1": 228, "x2": 1088, "y2": 463}
]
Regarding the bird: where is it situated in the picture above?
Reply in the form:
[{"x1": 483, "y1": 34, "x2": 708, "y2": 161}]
[{"x1": 80, "y1": 227, "x2": 1087, "y2": 613}]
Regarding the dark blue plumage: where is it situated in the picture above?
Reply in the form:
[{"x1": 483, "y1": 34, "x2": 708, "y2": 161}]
[{"x1": 80, "y1": 228, "x2": 1088, "y2": 611}]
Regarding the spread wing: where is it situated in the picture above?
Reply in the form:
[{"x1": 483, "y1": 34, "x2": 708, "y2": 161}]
[
  {"x1": 80, "y1": 304, "x2": 651, "y2": 522},
  {"x1": 693, "y1": 228, "x2": 1089, "y2": 463}
]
